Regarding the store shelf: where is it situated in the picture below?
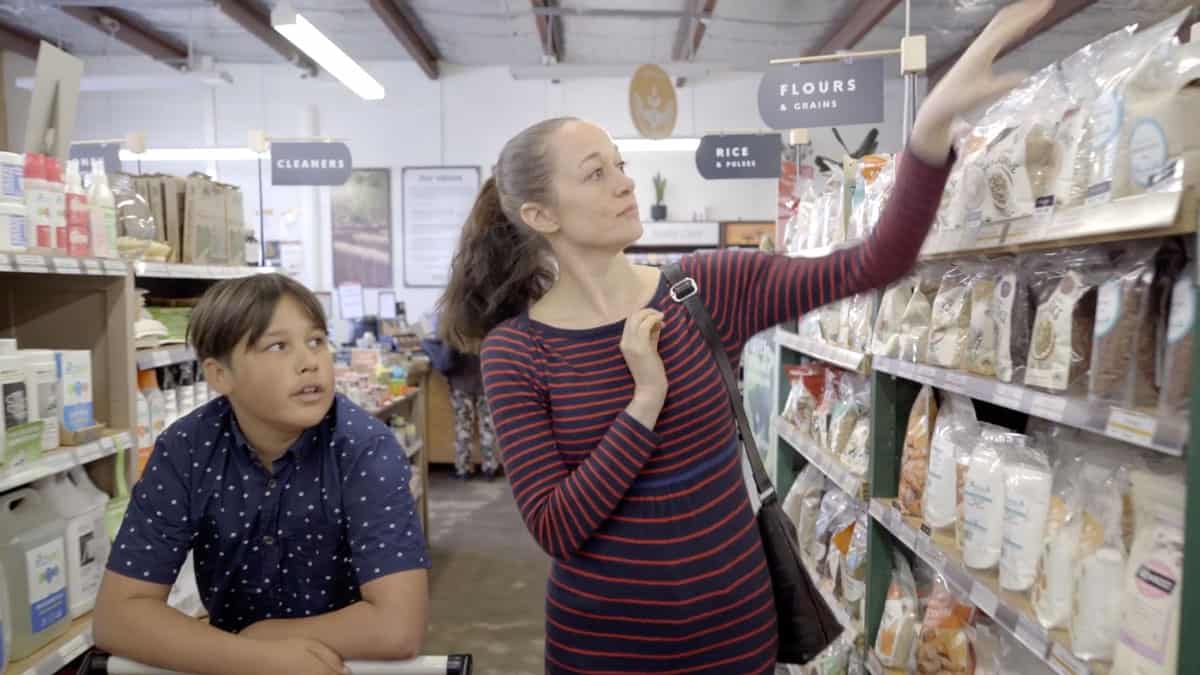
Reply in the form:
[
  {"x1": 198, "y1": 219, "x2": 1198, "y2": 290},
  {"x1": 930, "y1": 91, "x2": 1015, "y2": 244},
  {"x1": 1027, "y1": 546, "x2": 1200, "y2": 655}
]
[
  {"x1": 5, "y1": 612, "x2": 94, "y2": 675},
  {"x1": 869, "y1": 499, "x2": 1097, "y2": 675},
  {"x1": 919, "y1": 182, "x2": 1193, "y2": 260},
  {"x1": 872, "y1": 356, "x2": 1187, "y2": 456},
  {"x1": 774, "y1": 330, "x2": 871, "y2": 373},
  {"x1": 0, "y1": 253, "x2": 127, "y2": 277},
  {"x1": 132, "y1": 261, "x2": 278, "y2": 279},
  {"x1": 776, "y1": 416, "x2": 866, "y2": 500},
  {"x1": 135, "y1": 345, "x2": 196, "y2": 371},
  {"x1": 0, "y1": 431, "x2": 130, "y2": 494}
]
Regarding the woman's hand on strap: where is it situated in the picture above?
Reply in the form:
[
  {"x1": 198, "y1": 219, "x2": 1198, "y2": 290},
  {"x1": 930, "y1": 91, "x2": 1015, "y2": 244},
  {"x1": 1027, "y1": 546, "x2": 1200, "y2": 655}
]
[{"x1": 910, "y1": 0, "x2": 1053, "y2": 166}]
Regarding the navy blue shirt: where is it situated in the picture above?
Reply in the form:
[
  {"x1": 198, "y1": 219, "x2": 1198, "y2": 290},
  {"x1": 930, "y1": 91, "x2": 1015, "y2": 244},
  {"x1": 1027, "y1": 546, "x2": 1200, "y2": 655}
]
[{"x1": 108, "y1": 394, "x2": 429, "y2": 632}]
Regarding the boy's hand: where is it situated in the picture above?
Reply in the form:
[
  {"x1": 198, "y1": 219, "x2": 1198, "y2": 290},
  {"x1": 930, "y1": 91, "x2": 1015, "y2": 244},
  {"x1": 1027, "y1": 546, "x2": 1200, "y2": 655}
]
[{"x1": 257, "y1": 637, "x2": 346, "y2": 675}]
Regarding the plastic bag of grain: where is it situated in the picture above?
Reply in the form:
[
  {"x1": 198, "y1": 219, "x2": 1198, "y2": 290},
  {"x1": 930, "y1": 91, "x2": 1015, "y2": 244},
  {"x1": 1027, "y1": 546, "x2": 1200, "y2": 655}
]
[
  {"x1": 873, "y1": 277, "x2": 915, "y2": 357},
  {"x1": 900, "y1": 269, "x2": 944, "y2": 364},
  {"x1": 993, "y1": 256, "x2": 1034, "y2": 384},
  {"x1": 961, "y1": 437, "x2": 1008, "y2": 571},
  {"x1": 1112, "y1": 470, "x2": 1185, "y2": 675},
  {"x1": 924, "y1": 394, "x2": 978, "y2": 530},
  {"x1": 842, "y1": 509, "x2": 869, "y2": 615},
  {"x1": 1118, "y1": 38, "x2": 1200, "y2": 198},
  {"x1": 926, "y1": 265, "x2": 972, "y2": 369},
  {"x1": 1089, "y1": 241, "x2": 1163, "y2": 405},
  {"x1": 964, "y1": 261, "x2": 1000, "y2": 378},
  {"x1": 1025, "y1": 248, "x2": 1108, "y2": 394},
  {"x1": 957, "y1": 425, "x2": 1027, "y2": 551},
  {"x1": 795, "y1": 465, "x2": 829, "y2": 567},
  {"x1": 899, "y1": 385, "x2": 938, "y2": 516},
  {"x1": 999, "y1": 444, "x2": 1053, "y2": 592},
  {"x1": 876, "y1": 550, "x2": 920, "y2": 669},
  {"x1": 1158, "y1": 258, "x2": 1194, "y2": 415}
]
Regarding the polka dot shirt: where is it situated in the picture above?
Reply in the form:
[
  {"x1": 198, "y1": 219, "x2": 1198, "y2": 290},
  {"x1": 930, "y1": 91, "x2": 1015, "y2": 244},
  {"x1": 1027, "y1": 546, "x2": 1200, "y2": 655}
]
[{"x1": 107, "y1": 395, "x2": 430, "y2": 633}]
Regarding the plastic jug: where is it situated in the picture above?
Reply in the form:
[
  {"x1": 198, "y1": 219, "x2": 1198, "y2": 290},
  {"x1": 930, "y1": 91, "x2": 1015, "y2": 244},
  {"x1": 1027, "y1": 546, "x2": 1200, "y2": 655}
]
[
  {"x1": 34, "y1": 468, "x2": 110, "y2": 619},
  {"x1": 20, "y1": 350, "x2": 59, "y2": 453},
  {"x1": 104, "y1": 448, "x2": 130, "y2": 541},
  {"x1": 0, "y1": 488, "x2": 70, "y2": 659}
]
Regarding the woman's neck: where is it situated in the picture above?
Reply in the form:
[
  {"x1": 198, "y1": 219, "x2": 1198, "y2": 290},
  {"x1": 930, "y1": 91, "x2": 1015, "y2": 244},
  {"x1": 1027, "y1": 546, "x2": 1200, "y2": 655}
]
[{"x1": 533, "y1": 252, "x2": 656, "y2": 328}]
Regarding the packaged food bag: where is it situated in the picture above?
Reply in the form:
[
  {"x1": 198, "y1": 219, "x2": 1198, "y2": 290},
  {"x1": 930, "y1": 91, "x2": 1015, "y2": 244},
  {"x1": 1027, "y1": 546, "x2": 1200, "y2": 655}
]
[{"x1": 899, "y1": 386, "x2": 938, "y2": 516}]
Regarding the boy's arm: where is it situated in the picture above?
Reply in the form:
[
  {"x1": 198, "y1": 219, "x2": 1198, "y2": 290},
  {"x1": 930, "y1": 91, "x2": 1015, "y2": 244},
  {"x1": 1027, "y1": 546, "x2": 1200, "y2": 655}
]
[
  {"x1": 237, "y1": 569, "x2": 429, "y2": 659},
  {"x1": 240, "y1": 431, "x2": 430, "y2": 660},
  {"x1": 93, "y1": 573, "x2": 344, "y2": 675}
]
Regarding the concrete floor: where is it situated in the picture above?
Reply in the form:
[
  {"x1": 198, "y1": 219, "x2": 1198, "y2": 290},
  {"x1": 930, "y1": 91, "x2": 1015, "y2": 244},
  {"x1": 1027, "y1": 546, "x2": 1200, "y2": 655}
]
[{"x1": 423, "y1": 471, "x2": 550, "y2": 675}]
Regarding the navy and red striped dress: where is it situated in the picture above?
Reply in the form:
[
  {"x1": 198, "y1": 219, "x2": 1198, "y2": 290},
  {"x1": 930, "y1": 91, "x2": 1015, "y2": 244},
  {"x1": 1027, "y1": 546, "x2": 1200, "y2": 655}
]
[{"x1": 481, "y1": 151, "x2": 950, "y2": 673}]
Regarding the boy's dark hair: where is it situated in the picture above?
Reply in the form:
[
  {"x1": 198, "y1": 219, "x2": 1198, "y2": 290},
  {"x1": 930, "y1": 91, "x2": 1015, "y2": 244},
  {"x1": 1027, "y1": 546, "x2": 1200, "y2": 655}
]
[{"x1": 187, "y1": 274, "x2": 327, "y2": 364}]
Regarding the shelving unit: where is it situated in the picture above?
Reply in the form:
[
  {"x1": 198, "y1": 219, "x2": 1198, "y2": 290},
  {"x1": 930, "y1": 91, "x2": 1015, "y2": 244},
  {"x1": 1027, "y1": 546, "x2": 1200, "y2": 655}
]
[
  {"x1": 0, "y1": 432, "x2": 130, "y2": 494},
  {"x1": 134, "y1": 345, "x2": 196, "y2": 371},
  {"x1": 132, "y1": 261, "x2": 278, "y2": 280},
  {"x1": 0, "y1": 253, "x2": 128, "y2": 276},
  {"x1": 772, "y1": 136, "x2": 1200, "y2": 672},
  {"x1": 776, "y1": 416, "x2": 865, "y2": 500},
  {"x1": 368, "y1": 390, "x2": 429, "y2": 536},
  {"x1": 6, "y1": 613, "x2": 95, "y2": 675}
]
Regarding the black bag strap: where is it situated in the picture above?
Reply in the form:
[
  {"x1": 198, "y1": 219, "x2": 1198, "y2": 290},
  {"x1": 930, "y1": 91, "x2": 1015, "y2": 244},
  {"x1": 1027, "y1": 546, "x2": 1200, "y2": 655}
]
[{"x1": 661, "y1": 263, "x2": 775, "y2": 501}]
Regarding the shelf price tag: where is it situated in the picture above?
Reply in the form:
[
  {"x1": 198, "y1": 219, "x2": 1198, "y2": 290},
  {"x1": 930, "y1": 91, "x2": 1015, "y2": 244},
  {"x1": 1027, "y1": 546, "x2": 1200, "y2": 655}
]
[
  {"x1": 102, "y1": 259, "x2": 127, "y2": 275},
  {"x1": 992, "y1": 383, "x2": 1024, "y2": 410},
  {"x1": 99, "y1": 436, "x2": 116, "y2": 451},
  {"x1": 81, "y1": 259, "x2": 103, "y2": 275},
  {"x1": 969, "y1": 582, "x2": 999, "y2": 617},
  {"x1": 16, "y1": 254, "x2": 48, "y2": 271},
  {"x1": 0, "y1": 253, "x2": 12, "y2": 271},
  {"x1": 52, "y1": 257, "x2": 82, "y2": 274},
  {"x1": 1030, "y1": 394, "x2": 1068, "y2": 421},
  {"x1": 1014, "y1": 615, "x2": 1050, "y2": 658},
  {"x1": 1106, "y1": 408, "x2": 1157, "y2": 446}
]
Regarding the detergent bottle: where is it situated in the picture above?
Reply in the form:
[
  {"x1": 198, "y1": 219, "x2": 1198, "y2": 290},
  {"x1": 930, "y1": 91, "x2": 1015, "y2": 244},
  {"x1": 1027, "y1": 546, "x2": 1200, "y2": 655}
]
[
  {"x1": 34, "y1": 467, "x2": 110, "y2": 618},
  {"x1": 0, "y1": 488, "x2": 69, "y2": 659}
]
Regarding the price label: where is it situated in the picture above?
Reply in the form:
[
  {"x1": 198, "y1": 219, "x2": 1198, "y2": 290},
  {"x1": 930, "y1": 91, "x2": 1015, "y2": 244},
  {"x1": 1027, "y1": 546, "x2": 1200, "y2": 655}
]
[
  {"x1": 969, "y1": 582, "x2": 999, "y2": 617},
  {"x1": 1030, "y1": 394, "x2": 1068, "y2": 421},
  {"x1": 1048, "y1": 643, "x2": 1090, "y2": 675},
  {"x1": 993, "y1": 384, "x2": 1024, "y2": 410},
  {"x1": 945, "y1": 372, "x2": 969, "y2": 393},
  {"x1": 0, "y1": 253, "x2": 12, "y2": 271},
  {"x1": 1106, "y1": 408, "x2": 1157, "y2": 445},
  {"x1": 977, "y1": 223, "x2": 1005, "y2": 245},
  {"x1": 52, "y1": 257, "x2": 82, "y2": 274},
  {"x1": 101, "y1": 259, "x2": 127, "y2": 275},
  {"x1": 114, "y1": 434, "x2": 132, "y2": 451},
  {"x1": 81, "y1": 259, "x2": 103, "y2": 275},
  {"x1": 1055, "y1": 205, "x2": 1085, "y2": 233},
  {"x1": 16, "y1": 254, "x2": 48, "y2": 271},
  {"x1": 99, "y1": 436, "x2": 116, "y2": 451}
]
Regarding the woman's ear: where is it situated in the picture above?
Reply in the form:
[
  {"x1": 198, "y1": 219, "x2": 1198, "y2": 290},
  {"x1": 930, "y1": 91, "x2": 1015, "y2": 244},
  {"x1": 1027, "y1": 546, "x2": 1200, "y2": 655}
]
[{"x1": 520, "y1": 201, "x2": 560, "y2": 236}]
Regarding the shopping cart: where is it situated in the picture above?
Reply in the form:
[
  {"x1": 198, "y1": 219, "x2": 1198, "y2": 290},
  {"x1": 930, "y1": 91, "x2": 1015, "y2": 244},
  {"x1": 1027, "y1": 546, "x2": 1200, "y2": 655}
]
[{"x1": 77, "y1": 650, "x2": 473, "y2": 675}]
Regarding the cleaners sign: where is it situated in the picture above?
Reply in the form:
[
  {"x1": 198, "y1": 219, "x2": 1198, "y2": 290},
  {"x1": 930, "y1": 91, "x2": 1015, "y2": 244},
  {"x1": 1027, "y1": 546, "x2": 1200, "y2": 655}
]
[
  {"x1": 757, "y1": 57, "x2": 884, "y2": 129},
  {"x1": 694, "y1": 134, "x2": 782, "y2": 180},
  {"x1": 271, "y1": 141, "x2": 353, "y2": 186}
]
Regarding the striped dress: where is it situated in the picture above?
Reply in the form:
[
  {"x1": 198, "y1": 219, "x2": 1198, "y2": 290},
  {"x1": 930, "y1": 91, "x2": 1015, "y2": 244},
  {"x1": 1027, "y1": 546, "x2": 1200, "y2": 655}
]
[{"x1": 481, "y1": 151, "x2": 950, "y2": 673}]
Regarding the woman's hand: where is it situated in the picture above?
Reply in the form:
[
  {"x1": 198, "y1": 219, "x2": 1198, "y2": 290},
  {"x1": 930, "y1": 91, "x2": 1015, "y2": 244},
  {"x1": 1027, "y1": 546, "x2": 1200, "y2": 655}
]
[
  {"x1": 621, "y1": 308, "x2": 668, "y2": 428},
  {"x1": 910, "y1": 0, "x2": 1053, "y2": 165}
]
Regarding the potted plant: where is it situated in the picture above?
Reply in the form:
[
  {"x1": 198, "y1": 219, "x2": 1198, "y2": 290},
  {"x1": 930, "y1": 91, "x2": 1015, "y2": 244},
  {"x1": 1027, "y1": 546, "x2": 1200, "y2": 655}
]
[{"x1": 651, "y1": 172, "x2": 668, "y2": 221}]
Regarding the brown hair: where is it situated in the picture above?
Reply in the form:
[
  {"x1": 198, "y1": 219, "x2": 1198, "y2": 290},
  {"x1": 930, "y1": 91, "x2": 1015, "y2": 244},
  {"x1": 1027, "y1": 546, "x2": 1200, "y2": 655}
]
[
  {"x1": 437, "y1": 117, "x2": 577, "y2": 352},
  {"x1": 187, "y1": 274, "x2": 327, "y2": 364}
]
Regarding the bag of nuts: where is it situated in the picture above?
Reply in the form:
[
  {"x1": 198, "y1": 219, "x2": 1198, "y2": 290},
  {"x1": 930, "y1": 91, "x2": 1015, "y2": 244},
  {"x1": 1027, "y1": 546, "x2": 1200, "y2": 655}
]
[{"x1": 915, "y1": 573, "x2": 977, "y2": 675}]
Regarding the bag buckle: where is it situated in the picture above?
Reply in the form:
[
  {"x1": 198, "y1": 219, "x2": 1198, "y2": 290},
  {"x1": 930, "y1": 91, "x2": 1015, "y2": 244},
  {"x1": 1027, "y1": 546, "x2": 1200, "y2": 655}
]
[
  {"x1": 669, "y1": 277, "x2": 699, "y2": 303},
  {"x1": 759, "y1": 487, "x2": 775, "y2": 502}
]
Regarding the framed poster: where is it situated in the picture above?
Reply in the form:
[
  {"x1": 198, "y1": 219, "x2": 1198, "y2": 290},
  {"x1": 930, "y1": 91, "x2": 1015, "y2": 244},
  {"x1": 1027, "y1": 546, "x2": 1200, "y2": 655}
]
[
  {"x1": 401, "y1": 166, "x2": 481, "y2": 287},
  {"x1": 332, "y1": 168, "x2": 393, "y2": 288}
]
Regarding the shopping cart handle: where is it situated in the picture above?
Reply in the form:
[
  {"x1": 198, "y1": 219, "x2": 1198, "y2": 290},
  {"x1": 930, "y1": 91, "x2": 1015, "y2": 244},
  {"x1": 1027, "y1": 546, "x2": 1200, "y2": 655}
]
[{"x1": 78, "y1": 650, "x2": 472, "y2": 675}]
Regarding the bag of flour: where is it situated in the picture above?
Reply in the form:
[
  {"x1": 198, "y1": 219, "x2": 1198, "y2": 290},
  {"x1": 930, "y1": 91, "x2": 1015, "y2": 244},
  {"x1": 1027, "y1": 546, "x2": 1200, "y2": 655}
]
[
  {"x1": 1025, "y1": 248, "x2": 1108, "y2": 394},
  {"x1": 1159, "y1": 259, "x2": 1195, "y2": 415},
  {"x1": 876, "y1": 551, "x2": 920, "y2": 668},
  {"x1": 873, "y1": 277, "x2": 915, "y2": 357},
  {"x1": 1113, "y1": 471, "x2": 1185, "y2": 675},
  {"x1": 924, "y1": 394, "x2": 978, "y2": 530},
  {"x1": 900, "y1": 269, "x2": 944, "y2": 364},
  {"x1": 964, "y1": 261, "x2": 1000, "y2": 377},
  {"x1": 999, "y1": 444, "x2": 1054, "y2": 592},
  {"x1": 961, "y1": 438, "x2": 1008, "y2": 571},
  {"x1": 1032, "y1": 447, "x2": 1086, "y2": 630},
  {"x1": 926, "y1": 265, "x2": 973, "y2": 369},
  {"x1": 1070, "y1": 463, "x2": 1130, "y2": 662},
  {"x1": 957, "y1": 425, "x2": 1027, "y2": 552},
  {"x1": 899, "y1": 386, "x2": 939, "y2": 516}
]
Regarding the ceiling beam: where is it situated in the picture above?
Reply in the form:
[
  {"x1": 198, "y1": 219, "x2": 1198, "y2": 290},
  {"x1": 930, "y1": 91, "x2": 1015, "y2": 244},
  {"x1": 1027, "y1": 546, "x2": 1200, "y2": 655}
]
[
  {"x1": 60, "y1": 6, "x2": 187, "y2": 67},
  {"x1": 213, "y1": 0, "x2": 317, "y2": 77},
  {"x1": 531, "y1": 0, "x2": 563, "y2": 64},
  {"x1": 672, "y1": 0, "x2": 717, "y2": 62},
  {"x1": 0, "y1": 19, "x2": 47, "y2": 61},
  {"x1": 929, "y1": 0, "x2": 1097, "y2": 82},
  {"x1": 808, "y1": 0, "x2": 900, "y2": 56},
  {"x1": 366, "y1": 0, "x2": 439, "y2": 80}
]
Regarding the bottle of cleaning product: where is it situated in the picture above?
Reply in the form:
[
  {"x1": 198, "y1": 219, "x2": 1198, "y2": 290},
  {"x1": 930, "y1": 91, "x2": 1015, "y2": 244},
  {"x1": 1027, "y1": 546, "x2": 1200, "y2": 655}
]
[
  {"x1": 22, "y1": 154, "x2": 49, "y2": 251},
  {"x1": 87, "y1": 164, "x2": 117, "y2": 259},
  {"x1": 135, "y1": 388, "x2": 152, "y2": 477},
  {"x1": 161, "y1": 367, "x2": 179, "y2": 430},
  {"x1": 64, "y1": 160, "x2": 90, "y2": 258},
  {"x1": 43, "y1": 157, "x2": 66, "y2": 254},
  {"x1": 0, "y1": 355, "x2": 41, "y2": 470},
  {"x1": 19, "y1": 350, "x2": 59, "y2": 453},
  {"x1": 138, "y1": 370, "x2": 166, "y2": 443},
  {"x1": 0, "y1": 488, "x2": 69, "y2": 659},
  {"x1": 34, "y1": 468, "x2": 109, "y2": 619}
]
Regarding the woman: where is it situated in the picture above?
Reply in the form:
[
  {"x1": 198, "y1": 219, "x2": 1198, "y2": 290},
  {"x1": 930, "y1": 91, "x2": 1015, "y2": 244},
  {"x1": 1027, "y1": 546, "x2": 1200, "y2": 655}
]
[
  {"x1": 423, "y1": 327, "x2": 500, "y2": 479},
  {"x1": 438, "y1": 3, "x2": 1048, "y2": 671}
]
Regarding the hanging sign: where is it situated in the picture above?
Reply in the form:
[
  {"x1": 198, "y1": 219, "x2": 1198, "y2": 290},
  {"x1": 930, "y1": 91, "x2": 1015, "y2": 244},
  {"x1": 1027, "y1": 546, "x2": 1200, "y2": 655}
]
[
  {"x1": 271, "y1": 141, "x2": 353, "y2": 186},
  {"x1": 69, "y1": 142, "x2": 120, "y2": 179},
  {"x1": 757, "y1": 57, "x2": 885, "y2": 129},
  {"x1": 629, "y1": 64, "x2": 677, "y2": 139},
  {"x1": 695, "y1": 134, "x2": 782, "y2": 180}
]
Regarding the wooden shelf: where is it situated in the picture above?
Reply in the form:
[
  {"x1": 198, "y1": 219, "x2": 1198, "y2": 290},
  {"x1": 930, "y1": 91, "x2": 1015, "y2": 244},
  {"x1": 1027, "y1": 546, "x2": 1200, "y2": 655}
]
[
  {"x1": 777, "y1": 416, "x2": 866, "y2": 500},
  {"x1": 870, "y1": 499, "x2": 1099, "y2": 675},
  {"x1": 5, "y1": 612, "x2": 94, "y2": 675},
  {"x1": 0, "y1": 431, "x2": 130, "y2": 494},
  {"x1": 872, "y1": 356, "x2": 1187, "y2": 456},
  {"x1": 774, "y1": 330, "x2": 871, "y2": 373},
  {"x1": 132, "y1": 262, "x2": 278, "y2": 279},
  {"x1": 0, "y1": 253, "x2": 126, "y2": 277},
  {"x1": 135, "y1": 345, "x2": 196, "y2": 371}
]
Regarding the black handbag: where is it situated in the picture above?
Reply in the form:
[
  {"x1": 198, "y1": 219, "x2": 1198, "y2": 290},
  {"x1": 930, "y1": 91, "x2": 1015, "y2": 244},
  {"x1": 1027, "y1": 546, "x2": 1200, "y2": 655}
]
[{"x1": 662, "y1": 263, "x2": 844, "y2": 665}]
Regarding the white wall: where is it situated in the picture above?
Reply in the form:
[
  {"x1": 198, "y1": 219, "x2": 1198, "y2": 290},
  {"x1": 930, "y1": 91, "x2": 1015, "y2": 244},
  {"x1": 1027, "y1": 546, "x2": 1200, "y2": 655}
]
[{"x1": 3, "y1": 53, "x2": 912, "y2": 321}]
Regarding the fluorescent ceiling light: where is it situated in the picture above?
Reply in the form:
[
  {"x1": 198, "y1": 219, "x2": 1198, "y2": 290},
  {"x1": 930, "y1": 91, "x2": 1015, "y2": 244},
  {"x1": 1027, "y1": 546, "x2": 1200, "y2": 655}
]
[
  {"x1": 119, "y1": 148, "x2": 262, "y2": 162},
  {"x1": 272, "y1": 2, "x2": 384, "y2": 101},
  {"x1": 16, "y1": 72, "x2": 233, "y2": 92},
  {"x1": 614, "y1": 138, "x2": 701, "y2": 153}
]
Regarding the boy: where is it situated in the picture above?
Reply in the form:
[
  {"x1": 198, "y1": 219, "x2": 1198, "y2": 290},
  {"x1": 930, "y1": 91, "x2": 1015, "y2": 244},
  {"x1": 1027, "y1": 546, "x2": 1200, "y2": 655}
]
[{"x1": 95, "y1": 274, "x2": 429, "y2": 675}]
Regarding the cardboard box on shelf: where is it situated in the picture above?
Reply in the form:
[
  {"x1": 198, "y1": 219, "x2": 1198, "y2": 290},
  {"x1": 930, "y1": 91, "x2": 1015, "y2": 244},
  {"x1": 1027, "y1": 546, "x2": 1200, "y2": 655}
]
[{"x1": 162, "y1": 176, "x2": 186, "y2": 262}]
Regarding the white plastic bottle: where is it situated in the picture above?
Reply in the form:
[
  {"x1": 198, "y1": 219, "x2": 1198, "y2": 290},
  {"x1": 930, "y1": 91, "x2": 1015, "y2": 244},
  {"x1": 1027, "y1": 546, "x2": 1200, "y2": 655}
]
[
  {"x1": 138, "y1": 370, "x2": 166, "y2": 442},
  {"x1": 0, "y1": 488, "x2": 69, "y2": 659},
  {"x1": 44, "y1": 157, "x2": 66, "y2": 254},
  {"x1": 22, "y1": 154, "x2": 49, "y2": 251},
  {"x1": 87, "y1": 165, "x2": 117, "y2": 259},
  {"x1": 19, "y1": 351, "x2": 59, "y2": 452},
  {"x1": 34, "y1": 468, "x2": 110, "y2": 619}
]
